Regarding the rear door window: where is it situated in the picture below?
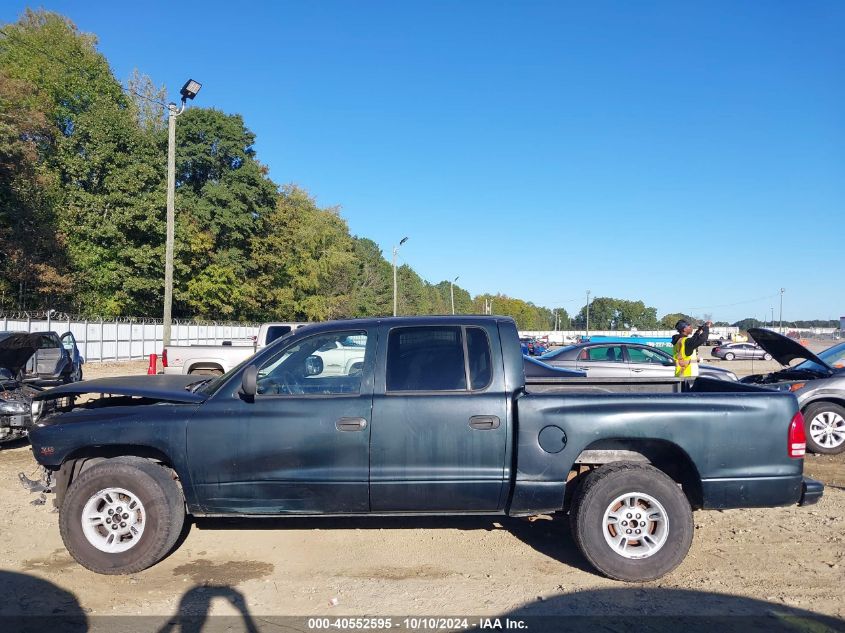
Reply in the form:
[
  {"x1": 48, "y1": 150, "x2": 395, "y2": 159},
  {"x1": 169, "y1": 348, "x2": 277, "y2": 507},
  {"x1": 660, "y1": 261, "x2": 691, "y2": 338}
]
[{"x1": 387, "y1": 326, "x2": 467, "y2": 392}]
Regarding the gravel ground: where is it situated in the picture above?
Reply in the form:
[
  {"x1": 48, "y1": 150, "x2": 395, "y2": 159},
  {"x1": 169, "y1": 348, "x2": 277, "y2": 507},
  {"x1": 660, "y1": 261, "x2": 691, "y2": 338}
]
[{"x1": 1, "y1": 343, "x2": 843, "y2": 627}]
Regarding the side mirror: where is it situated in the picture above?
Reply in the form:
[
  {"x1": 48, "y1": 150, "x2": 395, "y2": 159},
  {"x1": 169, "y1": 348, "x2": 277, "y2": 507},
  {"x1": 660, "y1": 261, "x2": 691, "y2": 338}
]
[
  {"x1": 242, "y1": 365, "x2": 258, "y2": 397},
  {"x1": 305, "y1": 355, "x2": 324, "y2": 376}
]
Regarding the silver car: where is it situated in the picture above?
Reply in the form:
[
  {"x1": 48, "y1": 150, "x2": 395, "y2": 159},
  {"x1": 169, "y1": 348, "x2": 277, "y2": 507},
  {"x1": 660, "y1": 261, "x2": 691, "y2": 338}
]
[
  {"x1": 539, "y1": 342, "x2": 738, "y2": 380},
  {"x1": 741, "y1": 328, "x2": 845, "y2": 454},
  {"x1": 711, "y1": 342, "x2": 772, "y2": 361}
]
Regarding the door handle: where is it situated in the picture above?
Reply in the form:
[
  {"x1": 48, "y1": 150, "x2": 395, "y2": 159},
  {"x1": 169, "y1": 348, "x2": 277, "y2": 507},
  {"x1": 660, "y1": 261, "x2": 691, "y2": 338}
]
[
  {"x1": 631, "y1": 368, "x2": 645, "y2": 373},
  {"x1": 336, "y1": 417, "x2": 368, "y2": 431},
  {"x1": 469, "y1": 415, "x2": 501, "y2": 430}
]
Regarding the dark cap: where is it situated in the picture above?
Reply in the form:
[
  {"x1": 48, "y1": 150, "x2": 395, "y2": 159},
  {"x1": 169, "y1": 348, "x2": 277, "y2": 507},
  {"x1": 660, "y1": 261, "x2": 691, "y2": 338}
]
[{"x1": 675, "y1": 319, "x2": 691, "y2": 332}]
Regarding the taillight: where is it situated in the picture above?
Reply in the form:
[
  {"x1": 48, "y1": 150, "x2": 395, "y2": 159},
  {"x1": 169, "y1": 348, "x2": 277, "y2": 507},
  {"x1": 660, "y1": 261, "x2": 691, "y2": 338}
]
[
  {"x1": 788, "y1": 411, "x2": 806, "y2": 458},
  {"x1": 162, "y1": 348, "x2": 168, "y2": 368}
]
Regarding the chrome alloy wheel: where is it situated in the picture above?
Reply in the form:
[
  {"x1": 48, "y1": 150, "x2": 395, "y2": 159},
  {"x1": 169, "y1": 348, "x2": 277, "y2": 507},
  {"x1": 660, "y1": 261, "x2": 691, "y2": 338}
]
[
  {"x1": 602, "y1": 492, "x2": 669, "y2": 559},
  {"x1": 80, "y1": 487, "x2": 146, "y2": 553},
  {"x1": 809, "y1": 410, "x2": 845, "y2": 450}
]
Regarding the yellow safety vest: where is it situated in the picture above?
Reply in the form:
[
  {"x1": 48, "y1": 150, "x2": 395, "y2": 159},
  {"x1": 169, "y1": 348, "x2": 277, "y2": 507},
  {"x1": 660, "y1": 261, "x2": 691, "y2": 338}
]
[{"x1": 673, "y1": 336, "x2": 699, "y2": 377}]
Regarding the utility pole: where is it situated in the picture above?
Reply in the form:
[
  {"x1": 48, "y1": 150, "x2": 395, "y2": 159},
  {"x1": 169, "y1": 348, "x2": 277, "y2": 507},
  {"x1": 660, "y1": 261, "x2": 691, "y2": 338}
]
[
  {"x1": 585, "y1": 290, "x2": 591, "y2": 338},
  {"x1": 450, "y1": 276, "x2": 459, "y2": 315},
  {"x1": 162, "y1": 79, "x2": 201, "y2": 348},
  {"x1": 392, "y1": 237, "x2": 408, "y2": 317},
  {"x1": 770, "y1": 307, "x2": 774, "y2": 328},
  {"x1": 779, "y1": 288, "x2": 785, "y2": 333}
]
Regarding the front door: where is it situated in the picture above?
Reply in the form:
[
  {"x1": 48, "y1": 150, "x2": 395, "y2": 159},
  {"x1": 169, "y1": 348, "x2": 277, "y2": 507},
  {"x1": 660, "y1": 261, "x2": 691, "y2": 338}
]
[
  {"x1": 625, "y1": 345, "x2": 674, "y2": 377},
  {"x1": 370, "y1": 324, "x2": 508, "y2": 512},
  {"x1": 187, "y1": 328, "x2": 376, "y2": 514}
]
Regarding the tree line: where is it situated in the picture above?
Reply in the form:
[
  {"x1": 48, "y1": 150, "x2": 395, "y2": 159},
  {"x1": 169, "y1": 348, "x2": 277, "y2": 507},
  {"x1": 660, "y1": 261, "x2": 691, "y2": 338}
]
[{"x1": 1, "y1": 11, "x2": 835, "y2": 333}]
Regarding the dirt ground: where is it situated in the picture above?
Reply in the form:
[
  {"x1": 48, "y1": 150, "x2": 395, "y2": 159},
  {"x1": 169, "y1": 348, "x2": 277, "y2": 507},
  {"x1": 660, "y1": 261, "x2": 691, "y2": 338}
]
[{"x1": 1, "y1": 346, "x2": 843, "y2": 627}]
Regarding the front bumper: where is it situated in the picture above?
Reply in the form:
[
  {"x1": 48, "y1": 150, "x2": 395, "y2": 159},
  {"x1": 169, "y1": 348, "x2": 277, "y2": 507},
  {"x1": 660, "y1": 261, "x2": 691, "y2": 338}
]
[{"x1": 799, "y1": 476, "x2": 824, "y2": 506}]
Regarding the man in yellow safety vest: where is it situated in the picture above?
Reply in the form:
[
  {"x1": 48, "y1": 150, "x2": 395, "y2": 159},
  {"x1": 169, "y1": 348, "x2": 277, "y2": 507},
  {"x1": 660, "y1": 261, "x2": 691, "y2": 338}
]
[{"x1": 672, "y1": 319, "x2": 712, "y2": 377}]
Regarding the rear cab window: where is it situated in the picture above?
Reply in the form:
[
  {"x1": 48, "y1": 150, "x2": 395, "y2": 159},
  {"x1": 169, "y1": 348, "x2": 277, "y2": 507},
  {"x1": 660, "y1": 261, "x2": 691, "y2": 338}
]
[{"x1": 386, "y1": 326, "x2": 493, "y2": 392}]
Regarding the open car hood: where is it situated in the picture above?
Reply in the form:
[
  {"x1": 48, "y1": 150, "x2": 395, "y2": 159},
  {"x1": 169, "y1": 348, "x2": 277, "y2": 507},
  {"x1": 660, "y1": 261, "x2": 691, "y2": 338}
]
[
  {"x1": 0, "y1": 333, "x2": 40, "y2": 375},
  {"x1": 747, "y1": 328, "x2": 830, "y2": 369},
  {"x1": 33, "y1": 374, "x2": 208, "y2": 403}
]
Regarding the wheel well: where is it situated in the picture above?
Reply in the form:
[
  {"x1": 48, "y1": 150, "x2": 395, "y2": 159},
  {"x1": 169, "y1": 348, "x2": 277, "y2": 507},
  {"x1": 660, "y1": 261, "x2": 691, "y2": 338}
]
[
  {"x1": 53, "y1": 446, "x2": 179, "y2": 509},
  {"x1": 564, "y1": 439, "x2": 704, "y2": 511},
  {"x1": 803, "y1": 398, "x2": 845, "y2": 414}
]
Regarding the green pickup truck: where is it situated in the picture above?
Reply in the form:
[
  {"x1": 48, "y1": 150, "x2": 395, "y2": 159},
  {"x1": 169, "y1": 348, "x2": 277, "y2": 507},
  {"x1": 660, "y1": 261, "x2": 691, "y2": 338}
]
[{"x1": 25, "y1": 316, "x2": 821, "y2": 582}]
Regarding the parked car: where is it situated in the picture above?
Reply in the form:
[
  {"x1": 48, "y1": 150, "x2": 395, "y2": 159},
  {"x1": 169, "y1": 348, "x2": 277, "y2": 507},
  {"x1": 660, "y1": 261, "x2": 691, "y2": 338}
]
[
  {"x1": 711, "y1": 342, "x2": 772, "y2": 361},
  {"x1": 0, "y1": 333, "x2": 43, "y2": 444},
  {"x1": 0, "y1": 330, "x2": 83, "y2": 384},
  {"x1": 740, "y1": 328, "x2": 845, "y2": 454},
  {"x1": 26, "y1": 316, "x2": 819, "y2": 582},
  {"x1": 519, "y1": 337, "x2": 536, "y2": 356},
  {"x1": 539, "y1": 341, "x2": 738, "y2": 381},
  {"x1": 163, "y1": 322, "x2": 309, "y2": 376}
]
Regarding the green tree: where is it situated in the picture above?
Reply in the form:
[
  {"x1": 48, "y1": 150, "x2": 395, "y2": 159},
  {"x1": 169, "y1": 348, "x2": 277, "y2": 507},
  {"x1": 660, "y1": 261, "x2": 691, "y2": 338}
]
[{"x1": 173, "y1": 108, "x2": 278, "y2": 318}]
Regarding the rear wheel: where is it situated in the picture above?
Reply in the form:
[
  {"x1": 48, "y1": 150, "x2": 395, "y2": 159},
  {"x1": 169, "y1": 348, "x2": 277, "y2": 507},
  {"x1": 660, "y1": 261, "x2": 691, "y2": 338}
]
[
  {"x1": 59, "y1": 457, "x2": 185, "y2": 574},
  {"x1": 569, "y1": 462, "x2": 693, "y2": 582},
  {"x1": 803, "y1": 402, "x2": 845, "y2": 455},
  {"x1": 724, "y1": 352, "x2": 735, "y2": 361}
]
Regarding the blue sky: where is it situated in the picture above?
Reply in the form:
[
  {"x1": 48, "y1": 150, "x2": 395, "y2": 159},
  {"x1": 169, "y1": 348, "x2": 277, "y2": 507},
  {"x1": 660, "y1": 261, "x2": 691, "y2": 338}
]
[{"x1": 4, "y1": 1, "x2": 843, "y2": 323}]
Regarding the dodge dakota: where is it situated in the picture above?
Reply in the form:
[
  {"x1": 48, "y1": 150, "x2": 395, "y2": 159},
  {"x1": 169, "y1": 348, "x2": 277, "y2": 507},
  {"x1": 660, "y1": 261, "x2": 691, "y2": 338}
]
[{"x1": 25, "y1": 316, "x2": 822, "y2": 582}]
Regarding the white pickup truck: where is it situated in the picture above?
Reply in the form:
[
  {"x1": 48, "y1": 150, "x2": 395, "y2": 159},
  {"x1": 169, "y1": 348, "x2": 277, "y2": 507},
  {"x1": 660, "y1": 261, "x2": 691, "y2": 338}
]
[{"x1": 163, "y1": 322, "x2": 308, "y2": 376}]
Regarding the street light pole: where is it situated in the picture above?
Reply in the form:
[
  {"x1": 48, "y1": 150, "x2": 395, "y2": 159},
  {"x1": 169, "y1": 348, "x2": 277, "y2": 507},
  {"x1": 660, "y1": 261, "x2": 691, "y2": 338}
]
[
  {"x1": 585, "y1": 290, "x2": 591, "y2": 338},
  {"x1": 770, "y1": 307, "x2": 774, "y2": 328},
  {"x1": 162, "y1": 79, "x2": 202, "y2": 348},
  {"x1": 779, "y1": 288, "x2": 785, "y2": 333},
  {"x1": 450, "y1": 275, "x2": 459, "y2": 315},
  {"x1": 392, "y1": 236, "x2": 408, "y2": 317}
]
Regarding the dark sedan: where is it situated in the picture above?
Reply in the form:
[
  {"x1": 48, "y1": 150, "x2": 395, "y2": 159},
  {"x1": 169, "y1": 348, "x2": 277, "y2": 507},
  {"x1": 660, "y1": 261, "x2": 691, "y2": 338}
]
[
  {"x1": 0, "y1": 330, "x2": 84, "y2": 384},
  {"x1": 539, "y1": 341, "x2": 738, "y2": 381},
  {"x1": 523, "y1": 355, "x2": 585, "y2": 378}
]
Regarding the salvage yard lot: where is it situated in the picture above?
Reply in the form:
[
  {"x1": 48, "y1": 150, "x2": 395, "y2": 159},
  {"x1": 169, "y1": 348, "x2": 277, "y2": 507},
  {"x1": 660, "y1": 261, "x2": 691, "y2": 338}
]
[{"x1": 1, "y1": 345, "x2": 843, "y2": 622}]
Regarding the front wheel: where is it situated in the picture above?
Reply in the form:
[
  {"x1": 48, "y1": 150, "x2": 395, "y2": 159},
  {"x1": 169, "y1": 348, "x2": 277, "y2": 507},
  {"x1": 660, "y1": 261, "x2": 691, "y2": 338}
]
[
  {"x1": 59, "y1": 457, "x2": 185, "y2": 574},
  {"x1": 569, "y1": 462, "x2": 693, "y2": 582},
  {"x1": 803, "y1": 402, "x2": 845, "y2": 455}
]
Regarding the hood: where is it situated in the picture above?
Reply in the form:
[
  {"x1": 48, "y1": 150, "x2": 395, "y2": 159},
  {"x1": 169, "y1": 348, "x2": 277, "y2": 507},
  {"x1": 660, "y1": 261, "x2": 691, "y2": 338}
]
[
  {"x1": 0, "y1": 333, "x2": 40, "y2": 374},
  {"x1": 33, "y1": 374, "x2": 208, "y2": 403},
  {"x1": 747, "y1": 328, "x2": 830, "y2": 369}
]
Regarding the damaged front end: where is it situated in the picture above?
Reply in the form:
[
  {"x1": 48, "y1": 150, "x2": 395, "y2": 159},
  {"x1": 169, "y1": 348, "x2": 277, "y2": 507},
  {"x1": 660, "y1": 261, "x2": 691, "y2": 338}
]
[{"x1": 0, "y1": 377, "x2": 42, "y2": 445}]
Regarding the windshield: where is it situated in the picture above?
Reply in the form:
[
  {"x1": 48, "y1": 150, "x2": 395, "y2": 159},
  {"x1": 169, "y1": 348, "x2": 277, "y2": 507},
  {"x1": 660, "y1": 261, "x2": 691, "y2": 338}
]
[
  {"x1": 196, "y1": 330, "x2": 299, "y2": 396},
  {"x1": 795, "y1": 341, "x2": 845, "y2": 374}
]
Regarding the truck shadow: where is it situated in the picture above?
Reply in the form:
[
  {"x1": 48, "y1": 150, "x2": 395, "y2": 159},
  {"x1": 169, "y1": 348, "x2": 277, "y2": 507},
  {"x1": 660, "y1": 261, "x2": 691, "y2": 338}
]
[
  {"x1": 0, "y1": 569, "x2": 86, "y2": 630},
  {"x1": 497, "y1": 587, "x2": 845, "y2": 632},
  {"x1": 190, "y1": 513, "x2": 594, "y2": 573}
]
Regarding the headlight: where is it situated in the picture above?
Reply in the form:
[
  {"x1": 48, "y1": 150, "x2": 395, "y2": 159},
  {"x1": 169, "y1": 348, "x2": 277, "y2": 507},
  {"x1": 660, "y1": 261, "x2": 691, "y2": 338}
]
[
  {"x1": 0, "y1": 401, "x2": 28, "y2": 415},
  {"x1": 30, "y1": 399, "x2": 44, "y2": 423}
]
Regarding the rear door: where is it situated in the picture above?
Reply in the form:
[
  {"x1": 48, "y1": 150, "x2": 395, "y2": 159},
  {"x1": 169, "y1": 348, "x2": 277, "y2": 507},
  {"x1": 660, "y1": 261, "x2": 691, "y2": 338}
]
[
  {"x1": 575, "y1": 344, "x2": 630, "y2": 377},
  {"x1": 370, "y1": 323, "x2": 508, "y2": 511}
]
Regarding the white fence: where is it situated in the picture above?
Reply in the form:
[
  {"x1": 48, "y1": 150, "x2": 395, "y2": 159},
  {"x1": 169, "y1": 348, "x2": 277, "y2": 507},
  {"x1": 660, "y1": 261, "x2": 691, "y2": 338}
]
[{"x1": 1, "y1": 313, "x2": 258, "y2": 363}]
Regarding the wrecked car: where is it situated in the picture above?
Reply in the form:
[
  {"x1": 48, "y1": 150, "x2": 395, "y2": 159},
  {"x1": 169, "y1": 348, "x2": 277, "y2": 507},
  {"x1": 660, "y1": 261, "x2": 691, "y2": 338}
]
[
  {"x1": 0, "y1": 333, "x2": 43, "y2": 444},
  {"x1": 741, "y1": 328, "x2": 845, "y2": 454}
]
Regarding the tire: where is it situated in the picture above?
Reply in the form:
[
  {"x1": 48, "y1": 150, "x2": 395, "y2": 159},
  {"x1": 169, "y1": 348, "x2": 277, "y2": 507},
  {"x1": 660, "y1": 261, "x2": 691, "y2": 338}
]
[
  {"x1": 724, "y1": 352, "x2": 735, "y2": 361},
  {"x1": 803, "y1": 402, "x2": 845, "y2": 455},
  {"x1": 569, "y1": 462, "x2": 693, "y2": 582},
  {"x1": 59, "y1": 457, "x2": 185, "y2": 574},
  {"x1": 763, "y1": 353, "x2": 772, "y2": 361}
]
